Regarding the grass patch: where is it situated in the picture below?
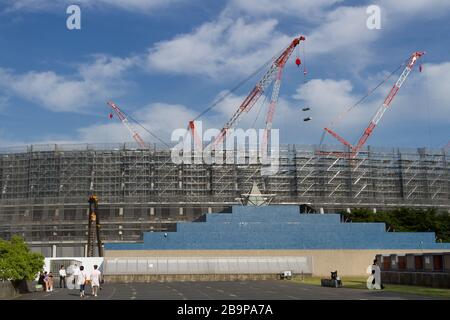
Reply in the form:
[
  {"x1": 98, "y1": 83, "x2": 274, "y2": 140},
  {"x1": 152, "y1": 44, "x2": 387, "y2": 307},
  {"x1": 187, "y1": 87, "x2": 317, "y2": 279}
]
[{"x1": 293, "y1": 276, "x2": 450, "y2": 298}]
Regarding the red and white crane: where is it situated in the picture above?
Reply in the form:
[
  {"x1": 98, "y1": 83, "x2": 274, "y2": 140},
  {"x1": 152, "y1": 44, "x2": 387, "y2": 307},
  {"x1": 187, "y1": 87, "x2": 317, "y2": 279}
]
[
  {"x1": 107, "y1": 101, "x2": 147, "y2": 148},
  {"x1": 191, "y1": 35, "x2": 306, "y2": 150},
  {"x1": 322, "y1": 51, "x2": 425, "y2": 158}
]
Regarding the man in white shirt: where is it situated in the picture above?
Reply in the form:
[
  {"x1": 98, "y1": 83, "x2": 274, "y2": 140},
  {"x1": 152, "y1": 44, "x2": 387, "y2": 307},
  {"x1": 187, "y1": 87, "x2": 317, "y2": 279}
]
[
  {"x1": 73, "y1": 264, "x2": 80, "y2": 289},
  {"x1": 59, "y1": 265, "x2": 67, "y2": 288},
  {"x1": 90, "y1": 265, "x2": 102, "y2": 297},
  {"x1": 77, "y1": 266, "x2": 88, "y2": 298}
]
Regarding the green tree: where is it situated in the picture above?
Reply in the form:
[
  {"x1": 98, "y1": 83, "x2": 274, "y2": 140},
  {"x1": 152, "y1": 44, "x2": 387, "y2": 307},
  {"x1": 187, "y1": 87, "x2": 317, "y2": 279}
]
[
  {"x1": 341, "y1": 208, "x2": 450, "y2": 242},
  {"x1": 0, "y1": 235, "x2": 44, "y2": 280}
]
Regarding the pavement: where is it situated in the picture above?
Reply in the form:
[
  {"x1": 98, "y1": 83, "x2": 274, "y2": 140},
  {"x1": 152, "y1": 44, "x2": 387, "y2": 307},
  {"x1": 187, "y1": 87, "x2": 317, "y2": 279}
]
[{"x1": 13, "y1": 280, "x2": 442, "y2": 300}]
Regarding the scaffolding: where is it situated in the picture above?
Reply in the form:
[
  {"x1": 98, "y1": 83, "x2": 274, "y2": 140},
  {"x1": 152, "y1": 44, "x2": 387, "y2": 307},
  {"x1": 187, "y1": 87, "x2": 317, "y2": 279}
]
[{"x1": 0, "y1": 142, "x2": 449, "y2": 256}]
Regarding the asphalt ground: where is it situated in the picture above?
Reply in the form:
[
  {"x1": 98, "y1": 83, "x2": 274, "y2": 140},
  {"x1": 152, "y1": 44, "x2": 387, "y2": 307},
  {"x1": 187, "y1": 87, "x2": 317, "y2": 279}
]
[{"x1": 13, "y1": 280, "x2": 442, "y2": 300}]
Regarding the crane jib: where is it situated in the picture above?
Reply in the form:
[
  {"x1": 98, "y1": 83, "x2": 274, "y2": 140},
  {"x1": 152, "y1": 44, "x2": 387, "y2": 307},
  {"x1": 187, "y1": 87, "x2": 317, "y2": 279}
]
[
  {"x1": 321, "y1": 51, "x2": 424, "y2": 158},
  {"x1": 209, "y1": 35, "x2": 306, "y2": 149}
]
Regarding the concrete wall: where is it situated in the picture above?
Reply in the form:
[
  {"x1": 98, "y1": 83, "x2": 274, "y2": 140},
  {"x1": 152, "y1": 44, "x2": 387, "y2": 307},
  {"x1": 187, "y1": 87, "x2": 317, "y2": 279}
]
[
  {"x1": 105, "y1": 249, "x2": 450, "y2": 277},
  {"x1": 0, "y1": 281, "x2": 18, "y2": 300}
]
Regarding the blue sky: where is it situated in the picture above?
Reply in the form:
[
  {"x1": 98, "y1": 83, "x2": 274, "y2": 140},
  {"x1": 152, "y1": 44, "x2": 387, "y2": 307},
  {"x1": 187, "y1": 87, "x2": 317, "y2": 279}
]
[{"x1": 0, "y1": 0, "x2": 449, "y2": 149}]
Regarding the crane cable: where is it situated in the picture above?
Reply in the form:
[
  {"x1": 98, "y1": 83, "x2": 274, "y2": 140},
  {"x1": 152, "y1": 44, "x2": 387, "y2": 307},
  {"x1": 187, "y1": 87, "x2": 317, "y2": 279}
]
[
  {"x1": 118, "y1": 108, "x2": 172, "y2": 148},
  {"x1": 302, "y1": 39, "x2": 308, "y2": 82},
  {"x1": 191, "y1": 47, "x2": 286, "y2": 123},
  {"x1": 117, "y1": 48, "x2": 285, "y2": 149},
  {"x1": 421, "y1": 55, "x2": 433, "y2": 148},
  {"x1": 251, "y1": 92, "x2": 269, "y2": 128},
  {"x1": 113, "y1": 43, "x2": 299, "y2": 148}
]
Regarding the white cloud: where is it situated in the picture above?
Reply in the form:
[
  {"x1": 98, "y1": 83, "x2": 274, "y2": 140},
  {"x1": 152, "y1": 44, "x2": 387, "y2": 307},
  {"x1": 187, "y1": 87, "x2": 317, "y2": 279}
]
[
  {"x1": 77, "y1": 102, "x2": 199, "y2": 145},
  {"x1": 385, "y1": 61, "x2": 450, "y2": 123},
  {"x1": 134, "y1": 103, "x2": 200, "y2": 139},
  {"x1": 93, "y1": 0, "x2": 182, "y2": 12},
  {"x1": 0, "y1": 102, "x2": 197, "y2": 147},
  {"x1": 77, "y1": 60, "x2": 449, "y2": 147},
  {"x1": 5, "y1": 59, "x2": 448, "y2": 148},
  {"x1": 290, "y1": 60, "x2": 450, "y2": 147},
  {"x1": 379, "y1": 0, "x2": 450, "y2": 18},
  {"x1": 291, "y1": 78, "x2": 380, "y2": 145},
  {"x1": 77, "y1": 121, "x2": 134, "y2": 144},
  {"x1": 144, "y1": 4, "x2": 377, "y2": 79},
  {"x1": 423, "y1": 62, "x2": 450, "y2": 117},
  {"x1": 304, "y1": 5, "x2": 380, "y2": 71},
  {"x1": 78, "y1": 55, "x2": 137, "y2": 80},
  {"x1": 229, "y1": 0, "x2": 343, "y2": 20},
  {"x1": 0, "y1": 55, "x2": 136, "y2": 112},
  {"x1": 146, "y1": 16, "x2": 293, "y2": 79},
  {"x1": 229, "y1": 0, "x2": 450, "y2": 21},
  {"x1": 1, "y1": 0, "x2": 182, "y2": 13}
]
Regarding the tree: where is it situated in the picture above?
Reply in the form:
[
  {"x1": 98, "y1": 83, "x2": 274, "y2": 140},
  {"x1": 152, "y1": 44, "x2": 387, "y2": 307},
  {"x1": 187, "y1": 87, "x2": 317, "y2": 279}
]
[
  {"x1": 0, "y1": 235, "x2": 44, "y2": 281},
  {"x1": 341, "y1": 208, "x2": 450, "y2": 242}
]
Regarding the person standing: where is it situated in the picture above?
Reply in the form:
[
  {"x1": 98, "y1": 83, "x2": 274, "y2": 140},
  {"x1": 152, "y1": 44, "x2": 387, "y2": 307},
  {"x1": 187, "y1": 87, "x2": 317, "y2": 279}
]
[
  {"x1": 90, "y1": 265, "x2": 102, "y2": 297},
  {"x1": 77, "y1": 266, "x2": 88, "y2": 298},
  {"x1": 48, "y1": 272, "x2": 54, "y2": 292},
  {"x1": 59, "y1": 265, "x2": 67, "y2": 288},
  {"x1": 73, "y1": 264, "x2": 80, "y2": 289}
]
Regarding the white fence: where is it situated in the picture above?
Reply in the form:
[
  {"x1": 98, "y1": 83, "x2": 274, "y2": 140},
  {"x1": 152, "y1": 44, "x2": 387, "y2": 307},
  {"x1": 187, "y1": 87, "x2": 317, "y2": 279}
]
[{"x1": 104, "y1": 256, "x2": 313, "y2": 275}]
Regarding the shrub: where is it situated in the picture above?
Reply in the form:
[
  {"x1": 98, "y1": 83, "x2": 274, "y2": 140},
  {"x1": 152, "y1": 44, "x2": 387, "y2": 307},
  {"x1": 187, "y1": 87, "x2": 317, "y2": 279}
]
[{"x1": 0, "y1": 235, "x2": 44, "y2": 281}]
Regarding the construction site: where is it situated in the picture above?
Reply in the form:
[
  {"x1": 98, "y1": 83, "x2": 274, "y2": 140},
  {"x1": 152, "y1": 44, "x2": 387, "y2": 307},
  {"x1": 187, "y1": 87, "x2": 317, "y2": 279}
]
[
  {"x1": 0, "y1": 35, "x2": 449, "y2": 261},
  {"x1": 0, "y1": 142, "x2": 449, "y2": 256}
]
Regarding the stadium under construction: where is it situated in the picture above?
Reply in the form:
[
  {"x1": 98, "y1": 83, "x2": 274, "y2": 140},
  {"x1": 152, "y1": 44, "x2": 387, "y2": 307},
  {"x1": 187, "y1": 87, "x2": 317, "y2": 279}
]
[
  {"x1": 0, "y1": 142, "x2": 449, "y2": 257},
  {"x1": 0, "y1": 36, "x2": 448, "y2": 264}
]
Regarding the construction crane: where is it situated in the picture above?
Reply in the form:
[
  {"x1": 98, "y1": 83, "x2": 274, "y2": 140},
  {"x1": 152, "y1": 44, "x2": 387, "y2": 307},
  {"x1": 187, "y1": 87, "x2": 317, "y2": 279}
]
[
  {"x1": 87, "y1": 195, "x2": 103, "y2": 257},
  {"x1": 191, "y1": 35, "x2": 306, "y2": 150},
  {"x1": 321, "y1": 51, "x2": 425, "y2": 158},
  {"x1": 107, "y1": 101, "x2": 147, "y2": 148}
]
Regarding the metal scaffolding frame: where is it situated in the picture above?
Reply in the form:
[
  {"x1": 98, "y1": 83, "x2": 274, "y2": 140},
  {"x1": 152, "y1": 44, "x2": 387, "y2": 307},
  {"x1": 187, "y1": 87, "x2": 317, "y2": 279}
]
[{"x1": 0, "y1": 142, "x2": 449, "y2": 254}]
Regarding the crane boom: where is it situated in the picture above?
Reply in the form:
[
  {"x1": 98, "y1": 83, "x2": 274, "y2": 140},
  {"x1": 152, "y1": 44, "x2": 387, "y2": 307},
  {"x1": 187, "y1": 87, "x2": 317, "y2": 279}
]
[
  {"x1": 107, "y1": 101, "x2": 147, "y2": 148},
  {"x1": 204, "y1": 35, "x2": 305, "y2": 149},
  {"x1": 322, "y1": 51, "x2": 424, "y2": 158},
  {"x1": 352, "y1": 51, "x2": 425, "y2": 154}
]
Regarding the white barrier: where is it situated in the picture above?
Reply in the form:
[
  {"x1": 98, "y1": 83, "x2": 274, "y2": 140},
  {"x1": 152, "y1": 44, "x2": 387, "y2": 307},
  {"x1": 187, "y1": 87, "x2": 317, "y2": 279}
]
[{"x1": 104, "y1": 256, "x2": 312, "y2": 275}]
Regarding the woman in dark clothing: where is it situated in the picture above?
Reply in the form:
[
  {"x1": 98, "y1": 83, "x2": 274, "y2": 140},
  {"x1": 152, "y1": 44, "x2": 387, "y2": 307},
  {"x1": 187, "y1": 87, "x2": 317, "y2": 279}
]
[{"x1": 37, "y1": 272, "x2": 46, "y2": 292}]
